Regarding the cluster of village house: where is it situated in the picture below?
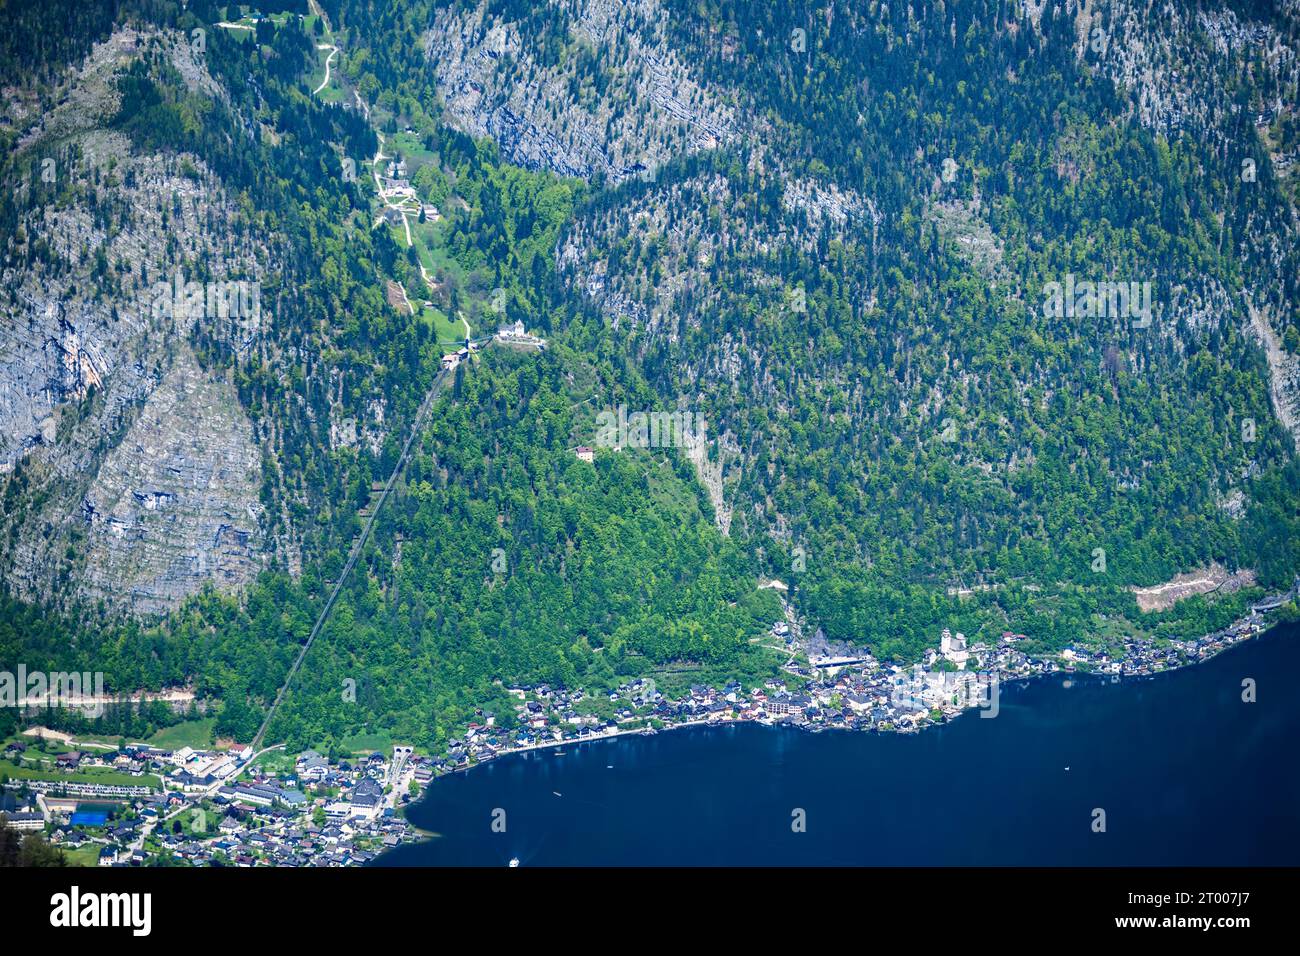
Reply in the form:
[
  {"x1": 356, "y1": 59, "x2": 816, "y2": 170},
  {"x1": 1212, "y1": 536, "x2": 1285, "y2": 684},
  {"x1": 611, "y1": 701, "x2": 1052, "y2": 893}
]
[
  {"x1": 1, "y1": 585, "x2": 1284, "y2": 865},
  {"x1": 1, "y1": 742, "x2": 427, "y2": 866},
  {"x1": 439, "y1": 597, "x2": 1281, "y2": 771}
]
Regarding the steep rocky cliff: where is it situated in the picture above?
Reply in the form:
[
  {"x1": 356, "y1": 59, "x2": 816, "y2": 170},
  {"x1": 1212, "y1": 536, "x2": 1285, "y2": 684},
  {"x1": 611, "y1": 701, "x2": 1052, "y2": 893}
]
[
  {"x1": 0, "y1": 28, "x2": 271, "y2": 614},
  {"x1": 421, "y1": 0, "x2": 736, "y2": 182}
]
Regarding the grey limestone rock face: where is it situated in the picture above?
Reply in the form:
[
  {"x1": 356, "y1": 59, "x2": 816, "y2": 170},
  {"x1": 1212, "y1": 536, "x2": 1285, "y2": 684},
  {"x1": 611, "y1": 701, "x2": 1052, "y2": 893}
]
[
  {"x1": 557, "y1": 170, "x2": 878, "y2": 340},
  {"x1": 0, "y1": 28, "x2": 273, "y2": 615},
  {"x1": 422, "y1": 0, "x2": 736, "y2": 183},
  {"x1": 13, "y1": 347, "x2": 265, "y2": 616},
  {"x1": 80, "y1": 346, "x2": 263, "y2": 615}
]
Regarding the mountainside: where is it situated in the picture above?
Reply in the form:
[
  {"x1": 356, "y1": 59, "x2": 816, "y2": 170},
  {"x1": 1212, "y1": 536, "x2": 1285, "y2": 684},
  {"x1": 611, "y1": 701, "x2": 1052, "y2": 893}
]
[
  {"x1": 2, "y1": 0, "x2": 1299, "y2": 754},
  {"x1": 1, "y1": 29, "x2": 271, "y2": 614},
  {"x1": 414, "y1": 0, "x2": 1300, "y2": 655}
]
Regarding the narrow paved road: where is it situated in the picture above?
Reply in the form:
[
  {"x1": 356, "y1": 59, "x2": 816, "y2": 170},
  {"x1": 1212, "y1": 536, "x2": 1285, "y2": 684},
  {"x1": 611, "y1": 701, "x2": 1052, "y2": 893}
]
[{"x1": 309, "y1": 1, "x2": 340, "y2": 97}]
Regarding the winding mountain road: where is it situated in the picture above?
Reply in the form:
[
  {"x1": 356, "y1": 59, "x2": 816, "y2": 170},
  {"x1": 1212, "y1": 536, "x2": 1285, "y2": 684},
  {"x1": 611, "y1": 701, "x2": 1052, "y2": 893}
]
[{"x1": 313, "y1": 44, "x2": 337, "y2": 96}]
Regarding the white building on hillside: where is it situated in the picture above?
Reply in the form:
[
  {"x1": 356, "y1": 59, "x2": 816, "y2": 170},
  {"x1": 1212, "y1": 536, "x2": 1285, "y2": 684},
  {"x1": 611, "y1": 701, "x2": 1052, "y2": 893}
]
[{"x1": 940, "y1": 628, "x2": 970, "y2": 669}]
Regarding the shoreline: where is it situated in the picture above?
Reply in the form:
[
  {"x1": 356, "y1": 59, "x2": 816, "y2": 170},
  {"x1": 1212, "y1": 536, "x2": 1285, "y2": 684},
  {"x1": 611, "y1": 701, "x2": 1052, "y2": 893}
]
[
  {"x1": 384, "y1": 615, "x2": 1300, "y2": 868},
  {"x1": 383, "y1": 616, "x2": 1300, "y2": 862},
  {"x1": 415, "y1": 602, "x2": 1297, "y2": 787},
  {"x1": 438, "y1": 719, "x2": 716, "y2": 772}
]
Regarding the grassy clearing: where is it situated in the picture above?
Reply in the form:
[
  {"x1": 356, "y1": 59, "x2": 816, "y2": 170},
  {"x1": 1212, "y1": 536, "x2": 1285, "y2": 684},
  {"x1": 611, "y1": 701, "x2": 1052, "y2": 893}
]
[
  {"x1": 251, "y1": 749, "x2": 295, "y2": 774},
  {"x1": 338, "y1": 732, "x2": 392, "y2": 756},
  {"x1": 7, "y1": 734, "x2": 79, "y2": 755},
  {"x1": 429, "y1": 307, "x2": 465, "y2": 347},
  {"x1": 148, "y1": 718, "x2": 215, "y2": 751},
  {"x1": 64, "y1": 844, "x2": 104, "y2": 867},
  {"x1": 388, "y1": 131, "x2": 438, "y2": 171}
]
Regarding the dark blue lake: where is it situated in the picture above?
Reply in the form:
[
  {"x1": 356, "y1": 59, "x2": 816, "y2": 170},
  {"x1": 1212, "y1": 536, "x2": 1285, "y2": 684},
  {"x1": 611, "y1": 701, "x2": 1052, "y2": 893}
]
[{"x1": 378, "y1": 623, "x2": 1300, "y2": 866}]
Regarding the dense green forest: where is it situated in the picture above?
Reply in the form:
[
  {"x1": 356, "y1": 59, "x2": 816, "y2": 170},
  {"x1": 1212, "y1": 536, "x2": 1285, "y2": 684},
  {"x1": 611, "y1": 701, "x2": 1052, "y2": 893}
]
[{"x1": 266, "y1": 342, "x2": 782, "y2": 750}]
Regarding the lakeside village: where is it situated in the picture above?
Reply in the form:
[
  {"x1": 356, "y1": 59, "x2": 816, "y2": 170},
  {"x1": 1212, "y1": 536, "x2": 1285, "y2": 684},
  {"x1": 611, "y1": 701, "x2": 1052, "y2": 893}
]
[
  {"x1": 0, "y1": 739, "x2": 425, "y2": 867},
  {"x1": 2, "y1": 580, "x2": 1294, "y2": 866}
]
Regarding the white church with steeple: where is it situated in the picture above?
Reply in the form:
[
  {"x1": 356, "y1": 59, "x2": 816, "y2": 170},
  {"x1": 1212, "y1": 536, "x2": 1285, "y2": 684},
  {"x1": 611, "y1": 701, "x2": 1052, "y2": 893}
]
[{"x1": 940, "y1": 628, "x2": 970, "y2": 669}]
